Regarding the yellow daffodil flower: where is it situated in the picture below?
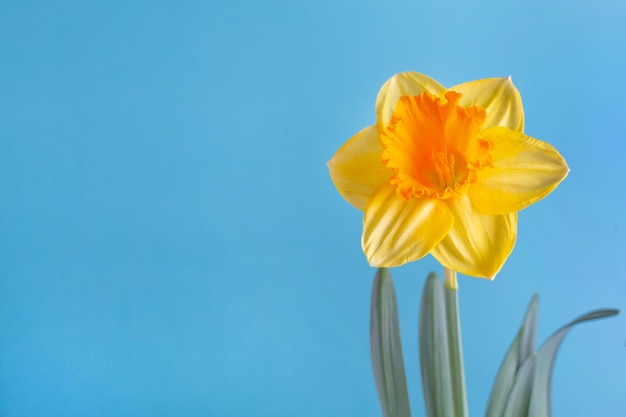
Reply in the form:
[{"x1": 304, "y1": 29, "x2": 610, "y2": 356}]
[{"x1": 328, "y1": 72, "x2": 569, "y2": 279}]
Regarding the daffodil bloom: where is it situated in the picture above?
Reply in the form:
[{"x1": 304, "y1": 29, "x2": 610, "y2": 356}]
[{"x1": 328, "y1": 72, "x2": 569, "y2": 279}]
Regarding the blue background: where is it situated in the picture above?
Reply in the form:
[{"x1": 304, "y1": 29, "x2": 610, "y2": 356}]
[{"x1": 1, "y1": 0, "x2": 625, "y2": 416}]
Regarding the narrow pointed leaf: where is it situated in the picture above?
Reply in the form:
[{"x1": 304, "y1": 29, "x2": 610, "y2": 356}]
[
  {"x1": 518, "y1": 294, "x2": 539, "y2": 364},
  {"x1": 502, "y1": 355, "x2": 536, "y2": 417},
  {"x1": 486, "y1": 294, "x2": 539, "y2": 417},
  {"x1": 370, "y1": 268, "x2": 412, "y2": 417},
  {"x1": 419, "y1": 273, "x2": 454, "y2": 417},
  {"x1": 527, "y1": 308, "x2": 620, "y2": 417},
  {"x1": 485, "y1": 328, "x2": 522, "y2": 417}
]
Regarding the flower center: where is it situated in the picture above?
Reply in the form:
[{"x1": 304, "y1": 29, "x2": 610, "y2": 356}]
[{"x1": 380, "y1": 91, "x2": 493, "y2": 200}]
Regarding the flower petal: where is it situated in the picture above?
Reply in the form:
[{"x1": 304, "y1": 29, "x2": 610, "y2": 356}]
[
  {"x1": 363, "y1": 184, "x2": 454, "y2": 267},
  {"x1": 327, "y1": 126, "x2": 393, "y2": 210},
  {"x1": 431, "y1": 194, "x2": 517, "y2": 279},
  {"x1": 469, "y1": 126, "x2": 570, "y2": 215},
  {"x1": 376, "y1": 72, "x2": 446, "y2": 132},
  {"x1": 449, "y1": 77, "x2": 524, "y2": 132}
]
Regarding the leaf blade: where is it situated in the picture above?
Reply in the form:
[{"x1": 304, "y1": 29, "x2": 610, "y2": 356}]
[
  {"x1": 527, "y1": 308, "x2": 620, "y2": 417},
  {"x1": 501, "y1": 355, "x2": 537, "y2": 417},
  {"x1": 419, "y1": 273, "x2": 454, "y2": 417},
  {"x1": 486, "y1": 294, "x2": 539, "y2": 417},
  {"x1": 370, "y1": 268, "x2": 412, "y2": 417}
]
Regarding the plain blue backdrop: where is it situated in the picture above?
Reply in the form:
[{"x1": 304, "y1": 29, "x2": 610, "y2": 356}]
[{"x1": 1, "y1": 0, "x2": 625, "y2": 416}]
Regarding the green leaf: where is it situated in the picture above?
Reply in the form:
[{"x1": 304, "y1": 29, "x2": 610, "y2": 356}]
[
  {"x1": 419, "y1": 273, "x2": 454, "y2": 417},
  {"x1": 501, "y1": 355, "x2": 536, "y2": 417},
  {"x1": 518, "y1": 295, "x2": 539, "y2": 365},
  {"x1": 486, "y1": 296, "x2": 618, "y2": 417},
  {"x1": 527, "y1": 308, "x2": 620, "y2": 417},
  {"x1": 370, "y1": 268, "x2": 411, "y2": 417},
  {"x1": 486, "y1": 295, "x2": 539, "y2": 417}
]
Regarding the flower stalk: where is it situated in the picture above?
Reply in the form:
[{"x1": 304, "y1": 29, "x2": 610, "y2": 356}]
[
  {"x1": 443, "y1": 269, "x2": 468, "y2": 417},
  {"x1": 444, "y1": 268, "x2": 458, "y2": 290}
]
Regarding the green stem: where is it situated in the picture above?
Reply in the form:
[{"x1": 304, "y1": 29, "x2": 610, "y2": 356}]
[{"x1": 443, "y1": 268, "x2": 468, "y2": 417}]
